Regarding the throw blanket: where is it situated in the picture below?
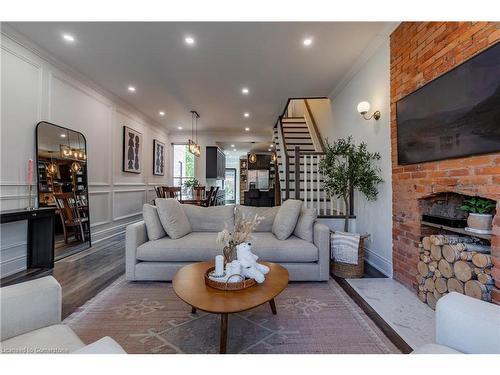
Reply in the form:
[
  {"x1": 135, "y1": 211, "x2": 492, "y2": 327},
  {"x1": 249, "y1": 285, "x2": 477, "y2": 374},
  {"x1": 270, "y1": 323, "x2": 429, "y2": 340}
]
[{"x1": 331, "y1": 231, "x2": 361, "y2": 265}]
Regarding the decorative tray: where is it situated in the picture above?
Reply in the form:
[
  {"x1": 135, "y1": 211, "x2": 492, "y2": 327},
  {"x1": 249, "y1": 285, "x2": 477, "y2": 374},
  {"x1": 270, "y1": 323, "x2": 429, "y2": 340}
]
[{"x1": 204, "y1": 266, "x2": 256, "y2": 291}]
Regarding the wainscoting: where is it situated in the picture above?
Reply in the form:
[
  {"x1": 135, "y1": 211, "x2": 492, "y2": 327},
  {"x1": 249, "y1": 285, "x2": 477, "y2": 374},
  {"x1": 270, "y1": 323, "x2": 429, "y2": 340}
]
[{"x1": 0, "y1": 27, "x2": 171, "y2": 274}]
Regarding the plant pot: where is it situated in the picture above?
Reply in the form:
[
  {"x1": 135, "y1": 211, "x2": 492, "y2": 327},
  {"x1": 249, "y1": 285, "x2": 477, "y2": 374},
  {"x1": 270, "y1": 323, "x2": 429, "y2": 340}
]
[{"x1": 467, "y1": 213, "x2": 493, "y2": 231}]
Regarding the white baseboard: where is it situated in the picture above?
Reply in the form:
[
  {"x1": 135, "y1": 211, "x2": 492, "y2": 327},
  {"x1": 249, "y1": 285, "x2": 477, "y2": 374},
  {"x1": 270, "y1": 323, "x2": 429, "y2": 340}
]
[{"x1": 364, "y1": 247, "x2": 393, "y2": 277}]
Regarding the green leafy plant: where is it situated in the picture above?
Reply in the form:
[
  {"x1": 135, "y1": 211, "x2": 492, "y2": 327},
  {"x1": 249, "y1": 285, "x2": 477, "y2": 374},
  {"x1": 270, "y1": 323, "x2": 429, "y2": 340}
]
[
  {"x1": 183, "y1": 178, "x2": 199, "y2": 189},
  {"x1": 319, "y1": 136, "x2": 383, "y2": 232},
  {"x1": 459, "y1": 197, "x2": 496, "y2": 215}
]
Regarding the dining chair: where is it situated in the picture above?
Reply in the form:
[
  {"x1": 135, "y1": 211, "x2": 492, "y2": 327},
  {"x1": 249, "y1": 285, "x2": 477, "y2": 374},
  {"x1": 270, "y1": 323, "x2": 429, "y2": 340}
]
[
  {"x1": 200, "y1": 186, "x2": 215, "y2": 207},
  {"x1": 54, "y1": 192, "x2": 89, "y2": 244},
  {"x1": 163, "y1": 186, "x2": 182, "y2": 200},
  {"x1": 209, "y1": 187, "x2": 220, "y2": 206},
  {"x1": 154, "y1": 186, "x2": 166, "y2": 198}
]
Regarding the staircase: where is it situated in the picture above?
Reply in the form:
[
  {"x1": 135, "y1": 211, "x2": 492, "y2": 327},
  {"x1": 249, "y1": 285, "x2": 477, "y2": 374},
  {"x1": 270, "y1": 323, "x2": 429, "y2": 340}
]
[{"x1": 273, "y1": 98, "x2": 353, "y2": 218}]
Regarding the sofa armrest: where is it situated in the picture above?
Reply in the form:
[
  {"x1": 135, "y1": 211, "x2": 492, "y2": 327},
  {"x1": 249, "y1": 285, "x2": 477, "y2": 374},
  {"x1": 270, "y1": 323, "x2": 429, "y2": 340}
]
[
  {"x1": 314, "y1": 222, "x2": 330, "y2": 281},
  {"x1": 436, "y1": 292, "x2": 500, "y2": 354},
  {"x1": 125, "y1": 221, "x2": 148, "y2": 281},
  {"x1": 0, "y1": 276, "x2": 61, "y2": 341},
  {"x1": 72, "y1": 337, "x2": 126, "y2": 354}
]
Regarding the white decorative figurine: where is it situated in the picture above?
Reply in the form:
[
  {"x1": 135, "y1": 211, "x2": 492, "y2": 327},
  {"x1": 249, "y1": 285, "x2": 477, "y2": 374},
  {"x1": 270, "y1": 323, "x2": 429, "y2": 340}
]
[{"x1": 236, "y1": 242, "x2": 269, "y2": 283}]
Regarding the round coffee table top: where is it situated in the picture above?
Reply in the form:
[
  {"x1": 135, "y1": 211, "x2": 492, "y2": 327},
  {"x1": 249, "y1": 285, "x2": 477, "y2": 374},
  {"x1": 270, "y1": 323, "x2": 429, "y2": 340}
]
[{"x1": 172, "y1": 261, "x2": 289, "y2": 314}]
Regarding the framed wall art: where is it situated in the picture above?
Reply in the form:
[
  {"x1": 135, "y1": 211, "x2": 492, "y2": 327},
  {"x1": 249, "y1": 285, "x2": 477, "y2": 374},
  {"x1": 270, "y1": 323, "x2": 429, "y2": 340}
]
[{"x1": 123, "y1": 126, "x2": 142, "y2": 173}]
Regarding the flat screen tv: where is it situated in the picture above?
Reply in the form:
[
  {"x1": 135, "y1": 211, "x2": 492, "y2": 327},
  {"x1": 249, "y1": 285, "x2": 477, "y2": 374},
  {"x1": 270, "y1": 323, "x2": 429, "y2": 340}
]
[{"x1": 396, "y1": 42, "x2": 500, "y2": 165}]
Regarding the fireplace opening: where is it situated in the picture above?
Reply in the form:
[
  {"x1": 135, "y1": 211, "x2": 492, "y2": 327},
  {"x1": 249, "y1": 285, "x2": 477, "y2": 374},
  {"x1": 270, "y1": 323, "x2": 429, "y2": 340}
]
[{"x1": 416, "y1": 192, "x2": 495, "y2": 309}]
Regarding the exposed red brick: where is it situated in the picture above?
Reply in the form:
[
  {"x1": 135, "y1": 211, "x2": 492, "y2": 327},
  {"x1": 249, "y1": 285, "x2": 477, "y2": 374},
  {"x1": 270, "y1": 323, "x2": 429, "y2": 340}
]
[{"x1": 390, "y1": 22, "x2": 500, "y2": 304}]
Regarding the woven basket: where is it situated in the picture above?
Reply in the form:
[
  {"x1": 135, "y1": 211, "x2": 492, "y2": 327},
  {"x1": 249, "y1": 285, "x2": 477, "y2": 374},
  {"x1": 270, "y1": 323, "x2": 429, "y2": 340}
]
[
  {"x1": 204, "y1": 267, "x2": 256, "y2": 291},
  {"x1": 330, "y1": 235, "x2": 367, "y2": 279}
]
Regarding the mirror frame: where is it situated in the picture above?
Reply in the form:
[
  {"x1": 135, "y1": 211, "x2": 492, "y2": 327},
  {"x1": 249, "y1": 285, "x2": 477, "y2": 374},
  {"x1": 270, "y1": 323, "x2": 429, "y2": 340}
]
[{"x1": 35, "y1": 121, "x2": 92, "y2": 249}]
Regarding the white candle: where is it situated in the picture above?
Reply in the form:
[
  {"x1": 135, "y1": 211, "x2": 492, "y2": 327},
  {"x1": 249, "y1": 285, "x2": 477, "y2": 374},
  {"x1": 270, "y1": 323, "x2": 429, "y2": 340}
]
[{"x1": 215, "y1": 255, "x2": 224, "y2": 276}]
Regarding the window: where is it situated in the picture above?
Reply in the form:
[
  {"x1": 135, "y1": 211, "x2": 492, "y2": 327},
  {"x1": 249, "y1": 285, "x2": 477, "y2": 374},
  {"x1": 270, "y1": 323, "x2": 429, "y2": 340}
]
[{"x1": 173, "y1": 144, "x2": 195, "y2": 197}]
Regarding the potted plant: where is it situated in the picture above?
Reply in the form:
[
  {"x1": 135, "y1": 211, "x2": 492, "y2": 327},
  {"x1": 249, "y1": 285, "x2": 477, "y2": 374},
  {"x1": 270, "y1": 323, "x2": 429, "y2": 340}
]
[
  {"x1": 459, "y1": 197, "x2": 496, "y2": 232},
  {"x1": 183, "y1": 178, "x2": 200, "y2": 198},
  {"x1": 319, "y1": 136, "x2": 383, "y2": 232}
]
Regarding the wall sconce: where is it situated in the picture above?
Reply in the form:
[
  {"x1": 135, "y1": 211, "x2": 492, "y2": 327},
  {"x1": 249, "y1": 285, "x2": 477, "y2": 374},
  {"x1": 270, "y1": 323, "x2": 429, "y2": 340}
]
[
  {"x1": 357, "y1": 101, "x2": 380, "y2": 121},
  {"x1": 248, "y1": 153, "x2": 257, "y2": 163}
]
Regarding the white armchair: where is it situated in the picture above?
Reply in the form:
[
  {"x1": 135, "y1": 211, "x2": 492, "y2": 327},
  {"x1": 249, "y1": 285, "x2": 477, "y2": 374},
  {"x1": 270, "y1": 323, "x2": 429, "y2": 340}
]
[
  {"x1": 413, "y1": 292, "x2": 500, "y2": 354},
  {"x1": 0, "y1": 276, "x2": 125, "y2": 354}
]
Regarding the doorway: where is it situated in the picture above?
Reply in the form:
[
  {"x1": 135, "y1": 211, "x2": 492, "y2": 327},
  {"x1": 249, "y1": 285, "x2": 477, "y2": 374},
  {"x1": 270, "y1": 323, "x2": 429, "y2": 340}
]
[{"x1": 224, "y1": 168, "x2": 237, "y2": 204}]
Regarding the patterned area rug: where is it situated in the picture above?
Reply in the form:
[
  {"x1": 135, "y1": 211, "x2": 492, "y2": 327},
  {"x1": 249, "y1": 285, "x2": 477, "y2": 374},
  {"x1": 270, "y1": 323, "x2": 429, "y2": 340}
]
[{"x1": 64, "y1": 277, "x2": 400, "y2": 354}]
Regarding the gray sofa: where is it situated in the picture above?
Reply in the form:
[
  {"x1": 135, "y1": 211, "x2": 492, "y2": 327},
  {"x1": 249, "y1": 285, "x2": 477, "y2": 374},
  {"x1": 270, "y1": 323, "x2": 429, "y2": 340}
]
[{"x1": 126, "y1": 204, "x2": 330, "y2": 282}]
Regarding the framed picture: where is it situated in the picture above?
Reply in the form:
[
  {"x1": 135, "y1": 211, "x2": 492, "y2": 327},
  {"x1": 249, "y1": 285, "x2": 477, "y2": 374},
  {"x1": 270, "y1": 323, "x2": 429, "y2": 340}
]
[
  {"x1": 122, "y1": 126, "x2": 142, "y2": 173},
  {"x1": 153, "y1": 139, "x2": 165, "y2": 176}
]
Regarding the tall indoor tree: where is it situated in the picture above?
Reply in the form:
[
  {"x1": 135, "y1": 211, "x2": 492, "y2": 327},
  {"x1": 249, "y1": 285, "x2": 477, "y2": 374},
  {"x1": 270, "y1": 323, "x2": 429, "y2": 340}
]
[{"x1": 319, "y1": 136, "x2": 383, "y2": 232}]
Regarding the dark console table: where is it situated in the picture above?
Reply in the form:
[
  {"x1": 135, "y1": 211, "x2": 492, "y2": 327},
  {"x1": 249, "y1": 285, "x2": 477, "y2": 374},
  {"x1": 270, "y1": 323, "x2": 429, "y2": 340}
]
[{"x1": 0, "y1": 207, "x2": 56, "y2": 286}]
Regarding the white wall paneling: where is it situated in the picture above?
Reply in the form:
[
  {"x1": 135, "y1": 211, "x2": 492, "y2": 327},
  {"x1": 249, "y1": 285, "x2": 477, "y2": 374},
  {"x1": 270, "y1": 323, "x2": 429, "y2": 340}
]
[
  {"x1": 0, "y1": 30, "x2": 170, "y2": 250},
  {"x1": 112, "y1": 189, "x2": 147, "y2": 221}
]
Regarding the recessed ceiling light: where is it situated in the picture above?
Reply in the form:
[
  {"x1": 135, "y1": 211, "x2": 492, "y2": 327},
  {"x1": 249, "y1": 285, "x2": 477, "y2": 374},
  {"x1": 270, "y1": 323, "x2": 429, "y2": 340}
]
[
  {"x1": 233, "y1": 148, "x2": 237, "y2": 152},
  {"x1": 128, "y1": 86, "x2": 136, "y2": 92},
  {"x1": 241, "y1": 87, "x2": 249, "y2": 95},
  {"x1": 185, "y1": 36, "x2": 195, "y2": 45},
  {"x1": 245, "y1": 127, "x2": 250, "y2": 132},
  {"x1": 243, "y1": 112, "x2": 250, "y2": 118},
  {"x1": 268, "y1": 148, "x2": 271, "y2": 152},
  {"x1": 62, "y1": 33, "x2": 75, "y2": 43},
  {"x1": 177, "y1": 126, "x2": 183, "y2": 130},
  {"x1": 159, "y1": 111, "x2": 165, "y2": 117},
  {"x1": 230, "y1": 144, "x2": 235, "y2": 147},
  {"x1": 270, "y1": 144, "x2": 274, "y2": 148},
  {"x1": 303, "y1": 38, "x2": 313, "y2": 46},
  {"x1": 60, "y1": 134, "x2": 66, "y2": 138}
]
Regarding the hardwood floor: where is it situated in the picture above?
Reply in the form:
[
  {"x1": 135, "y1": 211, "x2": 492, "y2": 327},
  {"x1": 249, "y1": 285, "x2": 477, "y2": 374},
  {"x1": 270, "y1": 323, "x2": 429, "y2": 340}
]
[{"x1": 53, "y1": 233, "x2": 125, "y2": 318}]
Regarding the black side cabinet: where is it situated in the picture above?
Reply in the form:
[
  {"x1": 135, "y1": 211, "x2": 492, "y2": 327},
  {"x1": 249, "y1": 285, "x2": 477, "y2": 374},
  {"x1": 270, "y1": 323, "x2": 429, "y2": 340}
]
[
  {"x1": 0, "y1": 207, "x2": 56, "y2": 286},
  {"x1": 206, "y1": 146, "x2": 226, "y2": 179}
]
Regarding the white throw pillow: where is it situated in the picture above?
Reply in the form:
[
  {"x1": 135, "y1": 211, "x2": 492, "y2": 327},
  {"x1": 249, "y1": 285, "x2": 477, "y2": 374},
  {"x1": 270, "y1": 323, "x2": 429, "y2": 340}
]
[
  {"x1": 143, "y1": 204, "x2": 167, "y2": 240},
  {"x1": 155, "y1": 198, "x2": 192, "y2": 239},
  {"x1": 272, "y1": 199, "x2": 303, "y2": 240},
  {"x1": 294, "y1": 207, "x2": 317, "y2": 243}
]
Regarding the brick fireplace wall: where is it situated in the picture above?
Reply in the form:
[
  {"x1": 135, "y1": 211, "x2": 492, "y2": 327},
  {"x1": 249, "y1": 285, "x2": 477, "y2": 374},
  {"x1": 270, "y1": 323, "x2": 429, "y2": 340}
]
[{"x1": 390, "y1": 22, "x2": 500, "y2": 304}]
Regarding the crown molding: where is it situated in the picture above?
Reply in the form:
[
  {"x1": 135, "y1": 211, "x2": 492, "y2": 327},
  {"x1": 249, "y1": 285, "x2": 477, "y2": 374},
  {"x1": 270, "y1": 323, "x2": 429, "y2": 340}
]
[
  {"x1": 328, "y1": 22, "x2": 400, "y2": 100},
  {"x1": 1, "y1": 23, "x2": 168, "y2": 134}
]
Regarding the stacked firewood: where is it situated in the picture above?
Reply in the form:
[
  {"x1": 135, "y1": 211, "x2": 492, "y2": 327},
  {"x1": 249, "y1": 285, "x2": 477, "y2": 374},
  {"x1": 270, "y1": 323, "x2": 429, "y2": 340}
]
[{"x1": 417, "y1": 234, "x2": 493, "y2": 309}]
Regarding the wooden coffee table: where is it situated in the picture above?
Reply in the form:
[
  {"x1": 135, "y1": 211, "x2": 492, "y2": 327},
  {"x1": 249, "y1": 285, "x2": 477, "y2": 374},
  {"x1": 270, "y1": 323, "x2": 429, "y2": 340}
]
[{"x1": 172, "y1": 261, "x2": 289, "y2": 354}]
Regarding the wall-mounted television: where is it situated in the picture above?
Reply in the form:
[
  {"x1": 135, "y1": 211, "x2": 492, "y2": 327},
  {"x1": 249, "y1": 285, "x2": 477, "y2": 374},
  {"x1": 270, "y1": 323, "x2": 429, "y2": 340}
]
[{"x1": 396, "y1": 42, "x2": 500, "y2": 165}]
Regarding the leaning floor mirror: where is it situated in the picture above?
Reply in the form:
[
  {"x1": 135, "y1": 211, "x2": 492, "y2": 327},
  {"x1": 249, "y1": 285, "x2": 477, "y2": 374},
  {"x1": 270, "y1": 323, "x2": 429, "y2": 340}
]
[{"x1": 36, "y1": 121, "x2": 91, "y2": 259}]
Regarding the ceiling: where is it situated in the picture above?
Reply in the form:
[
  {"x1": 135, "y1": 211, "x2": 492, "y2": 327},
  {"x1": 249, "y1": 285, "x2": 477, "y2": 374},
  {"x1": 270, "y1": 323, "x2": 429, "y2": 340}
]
[{"x1": 7, "y1": 22, "x2": 390, "y2": 134}]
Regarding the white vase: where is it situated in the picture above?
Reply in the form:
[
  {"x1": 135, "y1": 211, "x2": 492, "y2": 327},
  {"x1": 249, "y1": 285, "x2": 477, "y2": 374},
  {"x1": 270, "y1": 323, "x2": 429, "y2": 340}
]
[{"x1": 467, "y1": 213, "x2": 493, "y2": 231}]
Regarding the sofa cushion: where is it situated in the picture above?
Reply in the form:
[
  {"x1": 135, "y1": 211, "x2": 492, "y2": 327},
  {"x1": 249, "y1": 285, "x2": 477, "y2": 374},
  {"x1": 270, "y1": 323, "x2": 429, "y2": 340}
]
[
  {"x1": 72, "y1": 337, "x2": 126, "y2": 354},
  {"x1": 182, "y1": 204, "x2": 235, "y2": 232},
  {"x1": 0, "y1": 324, "x2": 84, "y2": 354},
  {"x1": 155, "y1": 198, "x2": 191, "y2": 239},
  {"x1": 143, "y1": 204, "x2": 167, "y2": 240},
  {"x1": 136, "y1": 232, "x2": 318, "y2": 263},
  {"x1": 272, "y1": 199, "x2": 303, "y2": 240},
  {"x1": 136, "y1": 232, "x2": 219, "y2": 262},
  {"x1": 293, "y1": 207, "x2": 317, "y2": 243},
  {"x1": 249, "y1": 232, "x2": 318, "y2": 262},
  {"x1": 235, "y1": 205, "x2": 279, "y2": 232}
]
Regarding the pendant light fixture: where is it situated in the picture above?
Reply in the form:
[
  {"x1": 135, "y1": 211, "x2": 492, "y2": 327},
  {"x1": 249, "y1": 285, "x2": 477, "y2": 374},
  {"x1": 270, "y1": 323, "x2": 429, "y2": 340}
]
[
  {"x1": 71, "y1": 161, "x2": 82, "y2": 173},
  {"x1": 47, "y1": 151, "x2": 58, "y2": 176},
  {"x1": 188, "y1": 110, "x2": 201, "y2": 157}
]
